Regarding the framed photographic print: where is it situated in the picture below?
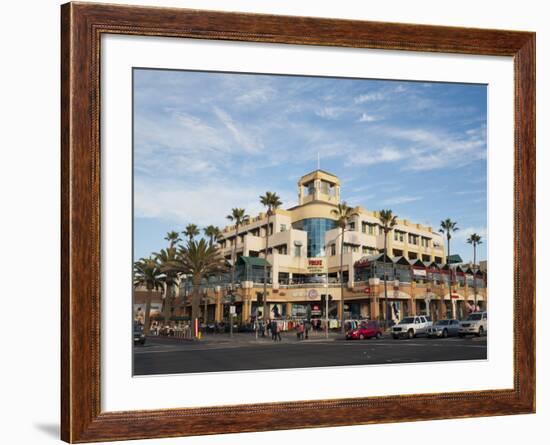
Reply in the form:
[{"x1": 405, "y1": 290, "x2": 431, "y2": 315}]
[{"x1": 61, "y1": 2, "x2": 535, "y2": 442}]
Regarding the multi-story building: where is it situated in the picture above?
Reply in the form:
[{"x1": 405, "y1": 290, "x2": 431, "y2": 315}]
[
  {"x1": 218, "y1": 169, "x2": 446, "y2": 283},
  {"x1": 134, "y1": 169, "x2": 487, "y2": 327}
]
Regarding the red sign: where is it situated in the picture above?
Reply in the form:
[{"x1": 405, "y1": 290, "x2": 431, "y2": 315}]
[
  {"x1": 451, "y1": 294, "x2": 460, "y2": 299},
  {"x1": 364, "y1": 287, "x2": 370, "y2": 294},
  {"x1": 308, "y1": 259, "x2": 323, "y2": 266}
]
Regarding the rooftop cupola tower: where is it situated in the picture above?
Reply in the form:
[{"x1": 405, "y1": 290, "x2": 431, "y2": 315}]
[{"x1": 297, "y1": 169, "x2": 341, "y2": 206}]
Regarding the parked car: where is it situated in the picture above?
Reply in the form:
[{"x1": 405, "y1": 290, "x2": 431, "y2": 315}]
[
  {"x1": 391, "y1": 315, "x2": 432, "y2": 339},
  {"x1": 346, "y1": 321, "x2": 383, "y2": 340},
  {"x1": 427, "y1": 319, "x2": 460, "y2": 338},
  {"x1": 133, "y1": 324, "x2": 146, "y2": 345},
  {"x1": 459, "y1": 311, "x2": 487, "y2": 337}
]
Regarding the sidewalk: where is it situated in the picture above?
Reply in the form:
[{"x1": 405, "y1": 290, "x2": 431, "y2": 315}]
[{"x1": 151, "y1": 330, "x2": 343, "y2": 345}]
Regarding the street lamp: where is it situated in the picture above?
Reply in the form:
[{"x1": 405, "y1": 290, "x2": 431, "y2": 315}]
[{"x1": 324, "y1": 228, "x2": 352, "y2": 336}]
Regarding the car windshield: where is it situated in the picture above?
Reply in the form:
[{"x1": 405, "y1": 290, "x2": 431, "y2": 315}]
[
  {"x1": 435, "y1": 320, "x2": 449, "y2": 326},
  {"x1": 399, "y1": 317, "x2": 415, "y2": 324},
  {"x1": 467, "y1": 314, "x2": 482, "y2": 321}
]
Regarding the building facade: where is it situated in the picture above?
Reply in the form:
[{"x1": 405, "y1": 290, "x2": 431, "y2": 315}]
[{"x1": 134, "y1": 169, "x2": 487, "y2": 327}]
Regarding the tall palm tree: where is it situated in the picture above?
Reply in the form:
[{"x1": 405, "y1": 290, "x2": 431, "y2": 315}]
[
  {"x1": 439, "y1": 218, "x2": 459, "y2": 318},
  {"x1": 378, "y1": 209, "x2": 398, "y2": 328},
  {"x1": 154, "y1": 247, "x2": 180, "y2": 324},
  {"x1": 133, "y1": 256, "x2": 163, "y2": 335},
  {"x1": 175, "y1": 239, "x2": 228, "y2": 338},
  {"x1": 203, "y1": 225, "x2": 222, "y2": 247},
  {"x1": 260, "y1": 192, "x2": 282, "y2": 321},
  {"x1": 226, "y1": 208, "x2": 249, "y2": 293},
  {"x1": 183, "y1": 224, "x2": 200, "y2": 242},
  {"x1": 164, "y1": 230, "x2": 181, "y2": 248},
  {"x1": 467, "y1": 233, "x2": 483, "y2": 311},
  {"x1": 331, "y1": 202, "x2": 359, "y2": 333}
]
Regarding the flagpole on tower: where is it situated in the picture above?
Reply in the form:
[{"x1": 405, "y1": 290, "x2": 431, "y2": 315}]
[{"x1": 317, "y1": 152, "x2": 320, "y2": 170}]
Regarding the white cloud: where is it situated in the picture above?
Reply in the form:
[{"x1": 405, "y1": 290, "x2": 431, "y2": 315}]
[
  {"x1": 213, "y1": 107, "x2": 264, "y2": 153},
  {"x1": 315, "y1": 106, "x2": 345, "y2": 119},
  {"x1": 358, "y1": 113, "x2": 378, "y2": 122},
  {"x1": 235, "y1": 86, "x2": 276, "y2": 105},
  {"x1": 350, "y1": 146, "x2": 406, "y2": 166},
  {"x1": 381, "y1": 196, "x2": 422, "y2": 205},
  {"x1": 454, "y1": 226, "x2": 487, "y2": 244},
  {"x1": 354, "y1": 92, "x2": 384, "y2": 103}
]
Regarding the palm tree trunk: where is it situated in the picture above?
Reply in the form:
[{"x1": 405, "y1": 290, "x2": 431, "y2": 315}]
[
  {"x1": 340, "y1": 227, "x2": 345, "y2": 334},
  {"x1": 163, "y1": 282, "x2": 171, "y2": 324},
  {"x1": 263, "y1": 215, "x2": 270, "y2": 322},
  {"x1": 383, "y1": 231, "x2": 388, "y2": 328},
  {"x1": 447, "y1": 236, "x2": 452, "y2": 318},
  {"x1": 144, "y1": 288, "x2": 152, "y2": 336},
  {"x1": 191, "y1": 274, "x2": 201, "y2": 339},
  {"x1": 231, "y1": 223, "x2": 239, "y2": 290},
  {"x1": 473, "y1": 244, "x2": 478, "y2": 311}
]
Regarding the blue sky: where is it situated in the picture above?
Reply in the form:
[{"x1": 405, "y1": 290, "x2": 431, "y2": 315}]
[{"x1": 133, "y1": 69, "x2": 487, "y2": 263}]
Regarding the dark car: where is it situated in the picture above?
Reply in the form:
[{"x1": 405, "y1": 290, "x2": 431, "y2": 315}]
[
  {"x1": 346, "y1": 321, "x2": 383, "y2": 340},
  {"x1": 133, "y1": 324, "x2": 146, "y2": 345}
]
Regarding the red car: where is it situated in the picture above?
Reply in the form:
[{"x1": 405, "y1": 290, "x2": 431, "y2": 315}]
[{"x1": 346, "y1": 321, "x2": 383, "y2": 340}]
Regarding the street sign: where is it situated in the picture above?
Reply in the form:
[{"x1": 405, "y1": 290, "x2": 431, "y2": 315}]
[
  {"x1": 229, "y1": 305, "x2": 236, "y2": 314},
  {"x1": 364, "y1": 287, "x2": 370, "y2": 294}
]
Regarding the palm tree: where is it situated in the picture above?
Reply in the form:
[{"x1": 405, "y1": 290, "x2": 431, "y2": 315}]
[
  {"x1": 164, "y1": 230, "x2": 181, "y2": 248},
  {"x1": 378, "y1": 209, "x2": 398, "y2": 328},
  {"x1": 226, "y1": 208, "x2": 249, "y2": 293},
  {"x1": 175, "y1": 239, "x2": 228, "y2": 338},
  {"x1": 331, "y1": 202, "x2": 359, "y2": 333},
  {"x1": 439, "y1": 218, "x2": 459, "y2": 318},
  {"x1": 203, "y1": 225, "x2": 222, "y2": 247},
  {"x1": 467, "y1": 233, "x2": 483, "y2": 311},
  {"x1": 133, "y1": 256, "x2": 164, "y2": 335},
  {"x1": 183, "y1": 223, "x2": 200, "y2": 242},
  {"x1": 260, "y1": 192, "x2": 282, "y2": 321},
  {"x1": 154, "y1": 247, "x2": 180, "y2": 324}
]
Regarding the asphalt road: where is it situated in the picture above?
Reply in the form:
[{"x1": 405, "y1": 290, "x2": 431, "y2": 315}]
[{"x1": 133, "y1": 335, "x2": 487, "y2": 375}]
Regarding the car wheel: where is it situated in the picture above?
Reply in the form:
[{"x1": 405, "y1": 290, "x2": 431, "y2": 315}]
[
  {"x1": 359, "y1": 334, "x2": 365, "y2": 340},
  {"x1": 376, "y1": 332, "x2": 382, "y2": 339},
  {"x1": 407, "y1": 329, "x2": 414, "y2": 339},
  {"x1": 478, "y1": 326, "x2": 484, "y2": 337},
  {"x1": 442, "y1": 329, "x2": 448, "y2": 338}
]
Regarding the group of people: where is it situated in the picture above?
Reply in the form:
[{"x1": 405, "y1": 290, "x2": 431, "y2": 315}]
[{"x1": 295, "y1": 321, "x2": 312, "y2": 340}]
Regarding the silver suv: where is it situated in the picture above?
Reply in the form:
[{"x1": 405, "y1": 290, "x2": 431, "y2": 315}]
[{"x1": 459, "y1": 311, "x2": 487, "y2": 337}]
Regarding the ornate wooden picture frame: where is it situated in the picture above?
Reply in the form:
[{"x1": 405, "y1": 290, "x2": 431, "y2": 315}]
[{"x1": 61, "y1": 2, "x2": 535, "y2": 442}]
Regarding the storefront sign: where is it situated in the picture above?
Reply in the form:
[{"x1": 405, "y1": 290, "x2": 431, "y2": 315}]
[
  {"x1": 306, "y1": 258, "x2": 327, "y2": 274},
  {"x1": 310, "y1": 304, "x2": 321, "y2": 315},
  {"x1": 413, "y1": 269, "x2": 427, "y2": 277},
  {"x1": 307, "y1": 289, "x2": 318, "y2": 300}
]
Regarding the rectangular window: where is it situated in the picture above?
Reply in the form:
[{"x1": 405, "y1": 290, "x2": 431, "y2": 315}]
[
  {"x1": 280, "y1": 224, "x2": 287, "y2": 232},
  {"x1": 369, "y1": 224, "x2": 374, "y2": 235},
  {"x1": 362, "y1": 222, "x2": 367, "y2": 233},
  {"x1": 294, "y1": 245, "x2": 301, "y2": 257},
  {"x1": 331, "y1": 244, "x2": 336, "y2": 256},
  {"x1": 348, "y1": 221, "x2": 355, "y2": 231}
]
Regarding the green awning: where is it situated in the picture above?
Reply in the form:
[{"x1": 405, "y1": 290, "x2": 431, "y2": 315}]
[
  {"x1": 448, "y1": 254, "x2": 463, "y2": 264},
  {"x1": 238, "y1": 256, "x2": 271, "y2": 267}
]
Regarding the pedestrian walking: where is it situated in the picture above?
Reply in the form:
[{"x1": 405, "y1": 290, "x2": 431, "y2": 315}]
[{"x1": 305, "y1": 320, "x2": 310, "y2": 339}]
